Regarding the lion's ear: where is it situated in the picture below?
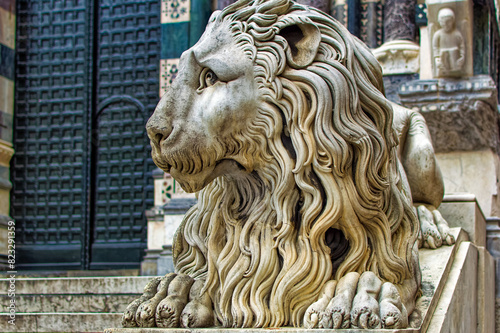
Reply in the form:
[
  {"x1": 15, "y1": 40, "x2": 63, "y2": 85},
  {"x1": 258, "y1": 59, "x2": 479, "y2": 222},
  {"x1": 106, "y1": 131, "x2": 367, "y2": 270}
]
[{"x1": 278, "y1": 18, "x2": 321, "y2": 68}]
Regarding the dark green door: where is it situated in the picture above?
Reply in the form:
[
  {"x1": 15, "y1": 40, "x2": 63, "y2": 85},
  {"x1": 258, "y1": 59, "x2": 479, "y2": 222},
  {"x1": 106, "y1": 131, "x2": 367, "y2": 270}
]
[{"x1": 12, "y1": 0, "x2": 158, "y2": 270}]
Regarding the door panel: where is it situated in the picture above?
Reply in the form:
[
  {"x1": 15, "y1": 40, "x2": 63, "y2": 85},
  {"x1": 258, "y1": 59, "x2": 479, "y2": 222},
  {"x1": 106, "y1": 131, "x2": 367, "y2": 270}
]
[
  {"x1": 12, "y1": 0, "x2": 159, "y2": 270},
  {"x1": 12, "y1": 0, "x2": 93, "y2": 270}
]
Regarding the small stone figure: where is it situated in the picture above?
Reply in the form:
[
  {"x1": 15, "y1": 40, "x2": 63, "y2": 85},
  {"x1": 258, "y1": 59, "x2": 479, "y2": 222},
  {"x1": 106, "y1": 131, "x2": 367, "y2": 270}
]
[{"x1": 432, "y1": 8, "x2": 465, "y2": 77}]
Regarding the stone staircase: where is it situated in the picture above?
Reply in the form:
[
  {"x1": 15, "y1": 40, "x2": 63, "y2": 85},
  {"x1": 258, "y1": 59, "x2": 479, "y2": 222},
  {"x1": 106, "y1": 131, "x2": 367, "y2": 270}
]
[{"x1": 0, "y1": 276, "x2": 154, "y2": 332}]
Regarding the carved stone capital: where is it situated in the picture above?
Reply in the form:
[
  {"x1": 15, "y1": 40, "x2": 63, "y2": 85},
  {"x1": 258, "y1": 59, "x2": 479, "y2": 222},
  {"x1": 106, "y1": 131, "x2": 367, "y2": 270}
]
[{"x1": 373, "y1": 40, "x2": 420, "y2": 75}]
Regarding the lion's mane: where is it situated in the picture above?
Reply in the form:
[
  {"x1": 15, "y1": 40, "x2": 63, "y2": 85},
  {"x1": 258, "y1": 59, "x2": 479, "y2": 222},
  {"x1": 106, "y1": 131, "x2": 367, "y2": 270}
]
[{"x1": 172, "y1": 0, "x2": 419, "y2": 328}]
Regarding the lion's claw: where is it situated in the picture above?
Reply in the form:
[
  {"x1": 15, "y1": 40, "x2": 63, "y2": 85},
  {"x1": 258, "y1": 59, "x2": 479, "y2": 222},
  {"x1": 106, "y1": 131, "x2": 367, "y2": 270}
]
[{"x1": 122, "y1": 274, "x2": 214, "y2": 328}]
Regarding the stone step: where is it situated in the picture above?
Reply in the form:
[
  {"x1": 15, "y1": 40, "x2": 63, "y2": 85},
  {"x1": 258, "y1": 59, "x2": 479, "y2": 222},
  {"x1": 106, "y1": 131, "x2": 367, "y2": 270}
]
[
  {"x1": 0, "y1": 294, "x2": 136, "y2": 313},
  {"x1": 0, "y1": 312, "x2": 122, "y2": 333},
  {"x1": 0, "y1": 276, "x2": 155, "y2": 295}
]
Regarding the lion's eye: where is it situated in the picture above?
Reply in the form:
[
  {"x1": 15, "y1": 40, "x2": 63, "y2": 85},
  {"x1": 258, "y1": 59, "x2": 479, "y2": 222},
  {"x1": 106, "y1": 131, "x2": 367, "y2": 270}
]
[{"x1": 199, "y1": 68, "x2": 219, "y2": 89}]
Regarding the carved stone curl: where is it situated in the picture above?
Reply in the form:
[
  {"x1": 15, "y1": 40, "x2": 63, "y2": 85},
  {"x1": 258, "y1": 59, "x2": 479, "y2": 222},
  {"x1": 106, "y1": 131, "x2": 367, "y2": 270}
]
[{"x1": 125, "y1": 0, "x2": 454, "y2": 329}]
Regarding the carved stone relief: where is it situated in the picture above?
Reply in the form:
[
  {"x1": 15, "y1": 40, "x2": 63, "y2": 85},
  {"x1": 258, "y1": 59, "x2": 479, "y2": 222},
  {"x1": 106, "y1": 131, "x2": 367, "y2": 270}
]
[{"x1": 426, "y1": 0, "x2": 474, "y2": 78}]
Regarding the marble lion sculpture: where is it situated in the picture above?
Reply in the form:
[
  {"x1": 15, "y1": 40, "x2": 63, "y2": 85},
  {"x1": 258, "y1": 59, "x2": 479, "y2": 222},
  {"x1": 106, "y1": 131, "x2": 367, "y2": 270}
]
[{"x1": 123, "y1": 0, "x2": 455, "y2": 329}]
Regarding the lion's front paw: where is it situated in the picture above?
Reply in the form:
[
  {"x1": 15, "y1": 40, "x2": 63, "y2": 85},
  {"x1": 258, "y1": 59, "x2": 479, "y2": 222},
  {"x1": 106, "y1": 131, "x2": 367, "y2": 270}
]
[
  {"x1": 305, "y1": 272, "x2": 410, "y2": 329},
  {"x1": 155, "y1": 274, "x2": 194, "y2": 328},
  {"x1": 378, "y1": 282, "x2": 408, "y2": 329},
  {"x1": 136, "y1": 274, "x2": 176, "y2": 327},
  {"x1": 416, "y1": 204, "x2": 455, "y2": 249},
  {"x1": 122, "y1": 273, "x2": 215, "y2": 328},
  {"x1": 318, "y1": 272, "x2": 359, "y2": 329},
  {"x1": 122, "y1": 277, "x2": 162, "y2": 327},
  {"x1": 350, "y1": 272, "x2": 382, "y2": 329},
  {"x1": 180, "y1": 279, "x2": 215, "y2": 328},
  {"x1": 304, "y1": 280, "x2": 337, "y2": 328}
]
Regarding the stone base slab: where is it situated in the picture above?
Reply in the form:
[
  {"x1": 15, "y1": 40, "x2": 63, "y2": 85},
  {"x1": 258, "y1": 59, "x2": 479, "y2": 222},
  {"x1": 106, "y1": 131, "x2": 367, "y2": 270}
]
[{"x1": 106, "y1": 329, "x2": 418, "y2": 333}]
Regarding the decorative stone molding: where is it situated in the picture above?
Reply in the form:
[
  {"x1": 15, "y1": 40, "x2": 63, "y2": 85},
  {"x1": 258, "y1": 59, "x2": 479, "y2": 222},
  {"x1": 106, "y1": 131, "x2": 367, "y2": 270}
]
[
  {"x1": 373, "y1": 40, "x2": 420, "y2": 75},
  {"x1": 399, "y1": 75, "x2": 499, "y2": 153}
]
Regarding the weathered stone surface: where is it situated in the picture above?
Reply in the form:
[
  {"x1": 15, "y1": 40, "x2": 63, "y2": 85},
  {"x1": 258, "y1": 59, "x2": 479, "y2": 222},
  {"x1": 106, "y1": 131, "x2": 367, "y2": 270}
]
[
  {"x1": 373, "y1": 41, "x2": 420, "y2": 75},
  {"x1": 436, "y1": 151, "x2": 500, "y2": 217},
  {"x1": 295, "y1": 0, "x2": 330, "y2": 13},
  {"x1": 438, "y1": 194, "x2": 486, "y2": 246},
  {"x1": 0, "y1": 313, "x2": 122, "y2": 333},
  {"x1": 477, "y1": 246, "x2": 495, "y2": 333},
  {"x1": 383, "y1": 0, "x2": 416, "y2": 42},
  {"x1": 425, "y1": 242, "x2": 478, "y2": 333},
  {"x1": 141, "y1": 249, "x2": 162, "y2": 276},
  {"x1": 0, "y1": 294, "x2": 137, "y2": 313},
  {"x1": 0, "y1": 276, "x2": 153, "y2": 295},
  {"x1": 417, "y1": 228, "x2": 469, "y2": 332}
]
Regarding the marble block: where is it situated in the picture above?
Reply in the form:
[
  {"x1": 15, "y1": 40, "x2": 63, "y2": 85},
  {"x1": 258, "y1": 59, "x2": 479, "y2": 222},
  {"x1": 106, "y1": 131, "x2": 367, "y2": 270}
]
[{"x1": 438, "y1": 193, "x2": 486, "y2": 246}]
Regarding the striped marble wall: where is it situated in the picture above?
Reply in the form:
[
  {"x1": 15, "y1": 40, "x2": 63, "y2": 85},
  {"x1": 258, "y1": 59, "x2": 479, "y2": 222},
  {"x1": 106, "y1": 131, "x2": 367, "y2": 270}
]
[
  {"x1": 0, "y1": 0, "x2": 15, "y2": 268},
  {"x1": 159, "y1": 0, "x2": 212, "y2": 96}
]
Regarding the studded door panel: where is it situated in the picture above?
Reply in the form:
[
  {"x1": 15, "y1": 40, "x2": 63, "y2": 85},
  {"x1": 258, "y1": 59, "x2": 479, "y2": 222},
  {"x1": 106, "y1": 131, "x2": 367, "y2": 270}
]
[
  {"x1": 90, "y1": 0, "x2": 159, "y2": 269},
  {"x1": 12, "y1": 0, "x2": 92, "y2": 269}
]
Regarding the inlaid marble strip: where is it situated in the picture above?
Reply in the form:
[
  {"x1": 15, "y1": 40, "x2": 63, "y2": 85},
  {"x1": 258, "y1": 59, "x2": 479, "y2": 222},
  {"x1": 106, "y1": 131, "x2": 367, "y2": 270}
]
[
  {"x1": 360, "y1": 0, "x2": 383, "y2": 48},
  {"x1": 189, "y1": 0, "x2": 212, "y2": 48},
  {"x1": 331, "y1": 0, "x2": 348, "y2": 28},
  {"x1": 160, "y1": 21, "x2": 190, "y2": 60},
  {"x1": 160, "y1": 0, "x2": 191, "y2": 96},
  {"x1": 0, "y1": 75, "x2": 14, "y2": 116}
]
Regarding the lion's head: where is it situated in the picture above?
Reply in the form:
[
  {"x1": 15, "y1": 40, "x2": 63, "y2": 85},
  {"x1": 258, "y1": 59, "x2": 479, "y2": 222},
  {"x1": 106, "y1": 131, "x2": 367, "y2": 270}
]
[{"x1": 146, "y1": 0, "x2": 418, "y2": 328}]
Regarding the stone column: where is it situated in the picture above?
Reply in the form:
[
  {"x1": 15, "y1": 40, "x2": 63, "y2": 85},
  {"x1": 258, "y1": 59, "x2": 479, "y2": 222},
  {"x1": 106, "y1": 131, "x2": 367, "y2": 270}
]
[
  {"x1": 383, "y1": 0, "x2": 417, "y2": 42},
  {"x1": 360, "y1": 0, "x2": 383, "y2": 48},
  {"x1": 331, "y1": 0, "x2": 348, "y2": 27},
  {"x1": 372, "y1": 0, "x2": 419, "y2": 102},
  {"x1": 0, "y1": 0, "x2": 16, "y2": 270}
]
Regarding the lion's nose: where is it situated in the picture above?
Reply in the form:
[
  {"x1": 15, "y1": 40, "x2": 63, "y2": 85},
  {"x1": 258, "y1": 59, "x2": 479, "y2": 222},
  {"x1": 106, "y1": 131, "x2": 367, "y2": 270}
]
[{"x1": 146, "y1": 118, "x2": 172, "y2": 146}]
